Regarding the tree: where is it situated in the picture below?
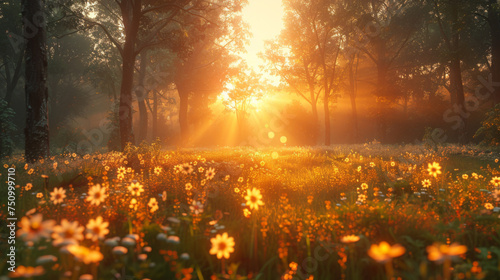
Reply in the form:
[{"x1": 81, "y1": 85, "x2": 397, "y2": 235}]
[
  {"x1": 23, "y1": 0, "x2": 50, "y2": 162},
  {"x1": 265, "y1": 0, "x2": 343, "y2": 145},
  {"x1": 222, "y1": 67, "x2": 263, "y2": 143},
  {"x1": 172, "y1": 0, "x2": 246, "y2": 144}
]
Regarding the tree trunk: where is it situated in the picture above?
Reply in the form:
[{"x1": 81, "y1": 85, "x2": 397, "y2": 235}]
[
  {"x1": 348, "y1": 57, "x2": 359, "y2": 142},
  {"x1": 152, "y1": 90, "x2": 158, "y2": 139},
  {"x1": 23, "y1": 0, "x2": 49, "y2": 162},
  {"x1": 323, "y1": 92, "x2": 331, "y2": 146},
  {"x1": 118, "y1": 0, "x2": 140, "y2": 150},
  {"x1": 178, "y1": 86, "x2": 189, "y2": 144},
  {"x1": 136, "y1": 52, "x2": 148, "y2": 143},
  {"x1": 489, "y1": 0, "x2": 500, "y2": 104}
]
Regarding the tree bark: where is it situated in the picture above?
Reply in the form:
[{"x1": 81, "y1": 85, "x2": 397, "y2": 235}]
[
  {"x1": 136, "y1": 52, "x2": 148, "y2": 143},
  {"x1": 348, "y1": 57, "x2": 359, "y2": 142},
  {"x1": 178, "y1": 85, "x2": 190, "y2": 144},
  {"x1": 489, "y1": 0, "x2": 500, "y2": 104},
  {"x1": 23, "y1": 0, "x2": 49, "y2": 162},
  {"x1": 118, "y1": 0, "x2": 141, "y2": 150}
]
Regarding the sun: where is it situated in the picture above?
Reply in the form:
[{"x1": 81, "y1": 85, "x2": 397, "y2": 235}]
[{"x1": 242, "y1": 0, "x2": 284, "y2": 72}]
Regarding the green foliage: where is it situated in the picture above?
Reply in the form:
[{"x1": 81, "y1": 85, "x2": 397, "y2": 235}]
[
  {"x1": 474, "y1": 103, "x2": 500, "y2": 146},
  {"x1": 0, "y1": 99, "x2": 17, "y2": 157}
]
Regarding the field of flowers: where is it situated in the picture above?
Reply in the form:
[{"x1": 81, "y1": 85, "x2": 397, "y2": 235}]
[{"x1": 1, "y1": 143, "x2": 500, "y2": 280}]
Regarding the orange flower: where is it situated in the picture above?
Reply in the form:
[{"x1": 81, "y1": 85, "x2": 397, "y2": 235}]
[
  {"x1": 341, "y1": 235, "x2": 360, "y2": 244},
  {"x1": 427, "y1": 243, "x2": 467, "y2": 262},
  {"x1": 128, "y1": 182, "x2": 144, "y2": 196},
  {"x1": 86, "y1": 184, "x2": 107, "y2": 206},
  {"x1": 17, "y1": 214, "x2": 55, "y2": 243},
  {"x1": 209, "y1": 233, "x2": 235, "y2": 259},
  {"x1": 368, "y1": 241, "x2": 405, "y2": 263},
  {"x1": 67, "y1": 244, "x2": 104, "y2": 264},
  {"x1": 86, "y1": 216, "x2": 109, "y2": 241}
]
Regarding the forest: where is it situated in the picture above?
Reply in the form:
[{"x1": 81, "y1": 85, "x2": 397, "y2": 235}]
[{"x1": 2, "y1": 0, "x2": 500, "y2": 279}]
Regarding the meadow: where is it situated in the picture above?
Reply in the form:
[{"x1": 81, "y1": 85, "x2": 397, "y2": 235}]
[{"x1": 1, "y1": 143, "x2": 500, "y2": 280}]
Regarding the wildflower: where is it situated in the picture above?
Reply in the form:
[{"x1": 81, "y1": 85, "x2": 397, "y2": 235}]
[
  {"x1": 36, "y1": 192, "x2": 43, "y2": 198},
  {"x1": 17, "y1": 214, "x2": 55, "y2": 243},
  {"x1": 462, "y1": 174, "x2": 468, "y2": 180},
  {"x1": 341, "y1": 235, "x2": 360, "y2": 244},
  {"x1": 234, "y1": 188, "x2": 240, "y2": 193},
  {"x1": 180, "y1": 163, "x2": 193, "y2": 174},
  {"x1": 368, "y1": 241, "x2": 405, "y2": 263},
  {"x1": 427, "y1": 243, "x2": 467, "y2": 262},
  {"x1": 86, "y1": 184, "x2": 107, "y2": 206},
  {"x1": 238, "y1": 177, "x2": 244, "y2": 183},
  {"x1": 117, "y1": 167, "x2": 126, "y2": 175},
  {"x1": 245, "y1": 188, "x2": 264, "y2": 210},
  {"x1": 490, "y1": 176, "x2": 500, "y2": 187},
  {"x1": 427, "y1": 162, "x2": 442, "y2": 178},
  {"x1": 154, "y1": 166, "x2": 162, "y2": 175},
  {"x1": 485, "y1": 203, "x2": 494, "y2": 210},
  {"x1": 243, "y1": 208, "x2": 251, "y2": 218},
  {"x1": 492, "y1": 189, "x2": 500, "y2": 202},
  {"x1": 25, "y1": 183, "x2": 33, "y2": 191},
  {"x1": 9, "y1": 266, "x2": 44, "y2": 278},
  {"x1": 128, "y1": 182, "x2": 144, "y2": 196},
  {"x1": 422, "y1": 179, "x2": 431, "y2": 188},
  {"x1": 370, "y1": 162, "x2": 375, "y2": 167},
  {"x1": 361, "y1": 183, "x2": 368, "y2": 190},
  {"x1": 50, "y1": 187, "x2": 66, "y2": 205},
  {"x1": 209, "y1": 233, "x2": 235, "y2": 259},
  {"x1": 185, "y1": 183, "x2": 193, "y2": 191},
  {"x1": 190, "y1": 200, "x2": 204, "y2": 215},
  {"x1": 86, "y1": 216, "x2": 109, "y2": 241},
  {"x1": 162, "y1": 190, "x2": 167, "y2": 201},
  {"x1": 148, "y1": 197, "x2": 159, "y2": 213},
  {"x1": 206, "y1": 167, "x2": 216, "y2": 180},
  {"x1": 52, "y1": 219, "x2": 85, "y2": 246},
  {"x1": 67, "y1": 245, "x2": 104, "y2": 264}
]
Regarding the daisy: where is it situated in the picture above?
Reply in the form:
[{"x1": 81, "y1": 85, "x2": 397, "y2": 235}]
[
  {"x1": 190, "y1": 200, "x2": 204, "y2": 215},
  {"x1": 180, "y1": 163, "x2": 193, "y2": 175},
  {"x1": 205, "y1": 167, "x2": 216, "y2": 180},
  {"x1": 421, "y1": 179, "x2": 431, "y2": 188},
  {"x1": 86, "y1": 184, "x2": 107, "y2": 206},
  {"x1": 209, "y1": 233, "x2": 235, "y2": 259},
  {"x1": 427, "y1": 243, "x2": 467, "y2": 262},
  {"x1": 67, "y1": 245, "x2": 104, "y2": 264},
  {"x1": 17, "y1": 214, "x2": 55, "y2": 243},
  {"x1": 50, "y1": 187, "x2": 66, "y2": 205},
  {"x1": 128, "y1": 182, "x2": 144, "y2": 196},
  {"x1": 368, "y1": 241, "x2": 405, "y2": 263},
  {"x1": 427, "y1": 162, "x2": 442, "y2": 178},
  {"x1": 245, "y1": 188, "x2": 264, "y2": 210},
  {"x1": 52, "y1": 219, "x2": 84, "y2": 246},
  {"x1": 86, "y1": 216, "x2": 109, "y2": 241}
]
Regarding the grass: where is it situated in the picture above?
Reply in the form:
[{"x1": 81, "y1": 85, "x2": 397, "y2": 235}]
[{"x1": 1, "y1": 143, "x2": 500, "y2": 280}]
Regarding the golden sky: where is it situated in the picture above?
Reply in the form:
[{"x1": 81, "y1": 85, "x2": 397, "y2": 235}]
[{"x1": 241, "y1": 0, "x2": 284, "y2": 71}]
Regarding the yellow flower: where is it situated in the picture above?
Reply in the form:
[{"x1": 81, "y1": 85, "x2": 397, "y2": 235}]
[
  {"x1": 86, "y1": 184, "x2": 107, "y2": 206},
  {"x1": 238, "y1": 177, "x2": 244, "y2": 183},
  {"x1": 421, "y1": 179, "x2": 431, "y2": 188},
  {"x1": 206, "y1": 167, "x2": 216, "y2": 180},
  {"x1": 490, "y1": 176, "x2": 500, "y2": 187},
  {"x1": 185, "y1": 183, "x2": 193, "y2": 191},
  {"x1": 180, "y1": 163, "x2": 193, "y2": 174},
  {"x1": 50, "y1": 187, "x2": 66, "y2": 205},
  {"x1": 243, "y1": 208, "x2": 251, "y2": 218},
  {"x1": 484, "y1": 203, "x2": 494, "y2": 210},
  {"x1": 427, "y1": 162, "x2": 442, "y2": 178},
  {"x1": 86, "y1": 216, "x2": 109, "y2": 241},
  {"x1": 17, "y1": 214, "x2": 55, "y2": 243},
  {"x1": 245, "y1": 188, "x2": 264, "y2": 210},
  {"x1": 341, "y1": 235, "x2": 360, "y2": 244},
  {"x1": 128, "y1": 182, "x2": 144, "y2": 196},
  {"x1": 148, "y1": 197, "x2": 159, "y2": 213},
  {"x1": 154, "y1": 166, "x2": 162, "y2": 175},
  {"x1": 361, "y1": 183, "x2": 368, "y2": 190},
  {"x1": 368, "y1": 241, "x2": 405, "y2": 263},
  {"x1": 209, "y1": 233, "x2": 235, "y2": 259},
  {"x1": 427, "y1": 243, "x2": 467, "y2": 262},
  {"x1": 462, "y1": 174, "x2": 468, "y2": 180},
  {"x1": 117, "y1": 166, "x2": 126, "y2": 175},
  {"x1": 67, "y1": 245, "x2": 103, "y2": 264},
  {"x1": 52, "y1": 219, "x2": 84, "y2": 246}
]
